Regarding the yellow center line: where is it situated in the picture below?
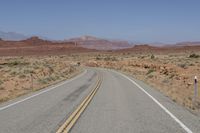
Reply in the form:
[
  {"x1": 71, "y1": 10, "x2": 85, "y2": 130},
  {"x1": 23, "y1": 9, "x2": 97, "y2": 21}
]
[{"x1": 56, "y1": 73, "x2": 102, "y2": 133}]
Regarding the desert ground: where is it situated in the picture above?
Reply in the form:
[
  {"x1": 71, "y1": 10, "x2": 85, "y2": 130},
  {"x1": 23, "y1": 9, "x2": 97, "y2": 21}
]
[
  {"x1": 1, "y1": 52, "x2": 199, "y2": 113},
  {"x1": 84, "y1": 52, "x2": 200, "y2": 112},
  {"x1": 0, "y1": 55, "x2": 82, "y2": 102},
  {"x1": 0, "y1": 37, "x2": 200, "y2": 113}
]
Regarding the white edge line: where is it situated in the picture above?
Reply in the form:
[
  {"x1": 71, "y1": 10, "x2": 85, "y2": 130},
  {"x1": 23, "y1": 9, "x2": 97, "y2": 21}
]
[
  {"x1": 113, "y1": 70, "x2": 193, "y2": 133},
  {"x1": 0, "y1": 70, "x2": 87, "y2": 111}
]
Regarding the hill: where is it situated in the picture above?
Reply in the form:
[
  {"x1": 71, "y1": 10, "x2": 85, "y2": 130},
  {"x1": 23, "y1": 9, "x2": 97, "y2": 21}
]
[
  {"x1": 175, "y1": 42, "x2": 200, "y2": 46},
  {"x1": 117, "y1": 44, "x2": 200, "y2": 54},
  {"x1": 0, "y1": 36, "x2": 95, "y2": 56}
]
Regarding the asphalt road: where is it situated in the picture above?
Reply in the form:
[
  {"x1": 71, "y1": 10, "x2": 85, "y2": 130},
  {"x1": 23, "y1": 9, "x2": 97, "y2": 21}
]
[
  {"x1": 0, "y1": 68, "x2": 200, "y2": 133},
  {"x1": 71, "y1": 69, "x2": 200, "y2": 133},
  {"x1": 0, "y1": 69, "x2": 97, "y2": 133}
]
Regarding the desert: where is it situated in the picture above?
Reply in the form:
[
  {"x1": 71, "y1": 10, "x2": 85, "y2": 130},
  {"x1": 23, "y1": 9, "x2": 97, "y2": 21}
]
[{"x1": 0, "y1": 37, "x2": 199, "y2": 113}]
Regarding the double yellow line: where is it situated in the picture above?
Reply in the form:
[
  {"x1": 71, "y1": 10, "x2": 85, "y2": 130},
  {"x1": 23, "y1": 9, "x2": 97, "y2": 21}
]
[{"x1": 56, "y1": 73, "x2": 102, "y2": 133}]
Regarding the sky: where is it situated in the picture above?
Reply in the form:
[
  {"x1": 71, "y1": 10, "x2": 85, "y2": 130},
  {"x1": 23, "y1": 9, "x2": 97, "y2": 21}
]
[{"x1": 0, "y1": 0, "x2": 200, "y2": 43}]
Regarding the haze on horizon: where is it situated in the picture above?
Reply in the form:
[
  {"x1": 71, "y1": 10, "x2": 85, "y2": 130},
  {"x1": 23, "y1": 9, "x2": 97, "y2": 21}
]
[{"x1": 0, "y1": 0, "x2": 200, "y2": 44}]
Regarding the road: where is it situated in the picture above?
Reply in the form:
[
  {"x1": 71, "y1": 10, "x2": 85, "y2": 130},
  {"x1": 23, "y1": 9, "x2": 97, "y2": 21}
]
[{"x1": 0, "y1": 68, "x2": 200, "y2": 133}]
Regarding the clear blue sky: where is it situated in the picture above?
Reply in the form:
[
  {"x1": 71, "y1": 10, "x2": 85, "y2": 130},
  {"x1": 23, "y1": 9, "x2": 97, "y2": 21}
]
[{"x1": 0, "y1": 0, "x2": 200, "y2": 43}]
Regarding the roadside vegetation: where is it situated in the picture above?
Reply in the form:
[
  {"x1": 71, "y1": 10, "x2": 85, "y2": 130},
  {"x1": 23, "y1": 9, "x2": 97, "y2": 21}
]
[
  {"x1": 0, "y1": 56, "x2": 81, "y2": 102},
  {"x1": 0, "y1": 52, "x2": 200, "y2": 113},
  {"x1": 85, "y1": 52, "x2": 200, "y2": 112}
]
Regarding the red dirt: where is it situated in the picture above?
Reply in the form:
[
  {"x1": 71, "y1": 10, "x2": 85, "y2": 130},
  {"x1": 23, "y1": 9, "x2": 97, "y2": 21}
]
[
  {"x1": 0, "y1": 37, "x2": 200, "y2": 56},
  {"x1": 0, "y1": 37, "x2": 96, "y2": 56},
  {"x1": 116, "y1": 44, "x2": 200, "y2": 54}
]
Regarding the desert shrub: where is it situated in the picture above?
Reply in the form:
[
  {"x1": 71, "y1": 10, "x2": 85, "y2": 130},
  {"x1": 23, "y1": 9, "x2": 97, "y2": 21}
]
[
  {"x1": 38, "y1": 79, "x2": 48, "y2": 84},
  {"x1": 162, "y1": 79, "x2": 169, "y2": 83},
  {"x1": 24, "y1": 69, "x2": 34, "y2": 74},
  {"x1": 45, "y1": 76, "x2": 56, "y2": 81},
  {"x1": 103, "y1": 56, "x2": 118, "y2": 61},
  {"x1": 96, "y1": 56, "x2": 101, "y2": 60},
  {"x1": 104, "y1": 56, "x2": 111, "y2": 61},
  {"x1": 77, "y1": 62, "x2": 81, "y2": 66},
  {"x1": 169, "y1": 74, "x2": 175, "y2": 79},
  {"x1": 38, "y1": 76, "x2": 58, "y2": 84},
  {"x1": 189, "y1": 53, "x2": 200, "y2": 58},
  {"x1": 47, "y1": 65, "x2": 54, "y2": 73},
  {"x1": 7, "y1": 60, "x2": 29, "y2": 66},
  {"x1": 69, "y1": 66, "x2": 75, "y2": 73},
  {"x1": 33, "y1": 65, "x2": 39, "y2": 69},
  {"x1": 150, "y1": 54, "x2": 155, "y2": 59},
  {"x1": 19, "y1": 74, "x2": 26, "y2": 79},
  {"x1": 144, "y1": 65, "x2": 150, "y2": 69},
  {"x1": 189, "y1": 63, "x2": 195, "y2": 66},
  {"x1": 139, "y1": 56, "x2": 145, "y2": 59},
  {"x1": 10, "y1": 71, "x2": 18, "y2": 75},
  {"x1": 177, "y1": 63, "x2": 187, "y2": 69},
  {"x1": 111, "y1": 57, "x2": 118, "y2": 61},
  {"x1": 0, "y1": 86, "x2": 4, "y2": 90},
  {"x1": 44, "y1": 64, "x2": 54, "y2": 72},
  {"x1": 146, "y1": 69, "x2": 155, "y2": 75},
  {"x1": 147, "y1": 75, "x2": 153, "y2": 78},
  {"x1": 54, "y1": 75, "x2": 60, "y2": 80},
  {"x1": 8, "y1": 60, "x2": 20, "y2": 66},
  {"x1": 0, "y1": 80, "x2": 3, "y2": 85}
]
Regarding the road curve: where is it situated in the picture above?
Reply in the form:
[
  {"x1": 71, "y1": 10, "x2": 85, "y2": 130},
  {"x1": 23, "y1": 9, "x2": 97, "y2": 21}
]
[
  {"x1": 0, "y1": 69, "x2": 98, "y2": 133},
  {"x1": 70, "y1": 69, "x2": 200, "y2": 133},
  {"x1": 0, "y1": 68, "x2": 200, "y2": 133}
]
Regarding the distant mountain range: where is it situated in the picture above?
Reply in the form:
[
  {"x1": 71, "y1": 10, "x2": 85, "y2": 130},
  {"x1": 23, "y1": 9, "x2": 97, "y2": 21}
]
[
  {"x1": 0, "y1": 31, "x2": 28, "y2": 41},
  {"x1": 0, "y1": 31, "x2": 132, "y2": 50},
  {"x1": 0, "y1": 36, "x2": 200, "y2": 56},
  {"x1": 0, "y1": 30, "x2": 200, "y2": 50},
  {"x1": 66, "y1": 35, "x2": 132, "y2": 50},
  {"x1": 175, "y1": 41, "x2": 200, "y2": 46}
]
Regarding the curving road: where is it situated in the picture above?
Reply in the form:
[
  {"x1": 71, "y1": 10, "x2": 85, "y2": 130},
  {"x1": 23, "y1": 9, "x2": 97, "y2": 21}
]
[{"x1": 0, "y1": 68, "x2": 199, "y2": 133}]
